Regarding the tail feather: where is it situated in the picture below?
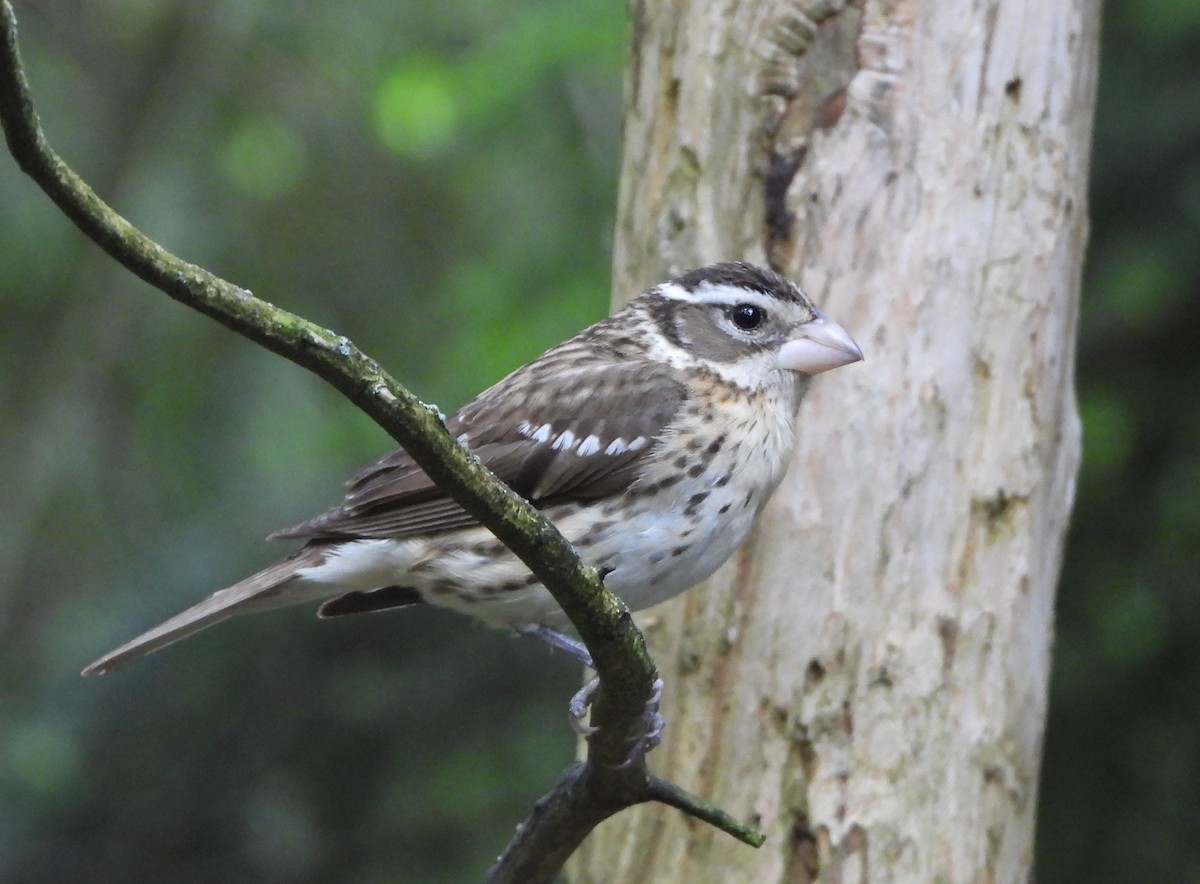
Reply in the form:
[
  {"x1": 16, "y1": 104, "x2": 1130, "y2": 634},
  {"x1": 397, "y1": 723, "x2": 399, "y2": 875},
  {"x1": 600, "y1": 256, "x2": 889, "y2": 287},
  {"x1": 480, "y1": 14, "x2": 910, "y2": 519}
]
[
  {"x1": 317, "y1": 585, "x2": 424, "y2": 618},
  {"x1": 82, "y1": 547, "x2": 331, "y2": 676}
]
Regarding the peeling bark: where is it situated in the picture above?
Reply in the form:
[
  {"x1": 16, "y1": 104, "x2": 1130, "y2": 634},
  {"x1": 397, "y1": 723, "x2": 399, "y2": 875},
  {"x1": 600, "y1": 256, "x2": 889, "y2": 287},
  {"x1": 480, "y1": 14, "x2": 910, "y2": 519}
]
[{"x1": 576, "y1": 0, "x2": 1097, "y2": 880}]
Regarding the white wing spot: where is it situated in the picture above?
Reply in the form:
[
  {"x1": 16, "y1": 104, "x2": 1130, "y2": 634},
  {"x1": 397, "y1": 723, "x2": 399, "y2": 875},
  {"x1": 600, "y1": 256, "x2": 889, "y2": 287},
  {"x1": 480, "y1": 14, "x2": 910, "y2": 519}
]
[
  {"x1": 629, "y1": 436, "x2": 648, "y2": 451},
  {"x1": 605, "y1": 438, "x2": 628, "y2": 456},
  {"x1": 531, "y1": 423, "x2": 552, "y2": 443},
  {"x1": 552, "y1": 430, "x2": 576, "y2": 451},
  {"x1": 518, "y1": 420, "x2": 533, "y2": 436},
  {"x1": 577, "y1": 434, "x2": 601, "y2": 456}
]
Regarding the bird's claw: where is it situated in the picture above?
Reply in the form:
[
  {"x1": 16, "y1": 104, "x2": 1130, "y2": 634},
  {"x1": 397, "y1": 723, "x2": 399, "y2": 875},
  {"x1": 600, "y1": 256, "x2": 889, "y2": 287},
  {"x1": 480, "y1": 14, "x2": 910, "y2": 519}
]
[
  {"x1": 617, "y1": 675, "x2": 664, "y2": 767},
  {"x1": 568, "y1": 674, "x2": 665, "y2": 767},
  {"x1": 521, "y1": 626, "x2": 666, "y2": 762},
  {"x1": 568, "y1": 675, "x2": 601, "y2": 736}
]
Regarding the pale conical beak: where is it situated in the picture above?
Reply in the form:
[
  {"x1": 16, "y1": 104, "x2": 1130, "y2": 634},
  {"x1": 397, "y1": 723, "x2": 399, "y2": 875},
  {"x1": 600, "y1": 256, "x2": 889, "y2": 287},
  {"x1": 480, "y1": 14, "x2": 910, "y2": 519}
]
[{"x1": 777, "y1": 309, "x2": 864, "y2": 375}]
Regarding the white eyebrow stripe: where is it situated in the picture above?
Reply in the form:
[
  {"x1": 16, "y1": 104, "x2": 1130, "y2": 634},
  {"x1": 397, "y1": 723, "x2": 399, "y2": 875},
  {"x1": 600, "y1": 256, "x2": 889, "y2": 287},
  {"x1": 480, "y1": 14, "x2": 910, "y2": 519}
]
[
  {"x1": 693, "y1": 285, "x2": 776, "y2": 309},
  {"x1": 655, "y1": 282, "x2": 699, "y2": 303},
  {"x1": 657, "y1": 281, "x2": 776, "y2": 310},
  {"x1": 577, "y1": 434, "x2": 601, "y2": 456},
  {"x1": 552, "y1": 430, "x2": 576, "y2": 451}
]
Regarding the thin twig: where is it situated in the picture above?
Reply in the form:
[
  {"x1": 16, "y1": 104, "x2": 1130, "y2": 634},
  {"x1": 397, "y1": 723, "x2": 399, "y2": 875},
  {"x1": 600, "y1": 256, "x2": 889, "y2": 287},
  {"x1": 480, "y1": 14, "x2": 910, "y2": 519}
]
[{"x1": 648, "y1": 776, "x2": 767, "y2": 847}]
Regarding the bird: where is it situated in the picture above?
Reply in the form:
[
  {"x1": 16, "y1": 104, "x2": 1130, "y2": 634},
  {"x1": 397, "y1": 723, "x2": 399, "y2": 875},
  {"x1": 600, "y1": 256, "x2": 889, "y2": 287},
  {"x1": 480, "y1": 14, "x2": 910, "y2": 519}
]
[{"x1": 82, "y1": 262, "x2": 863, "y2": 734}]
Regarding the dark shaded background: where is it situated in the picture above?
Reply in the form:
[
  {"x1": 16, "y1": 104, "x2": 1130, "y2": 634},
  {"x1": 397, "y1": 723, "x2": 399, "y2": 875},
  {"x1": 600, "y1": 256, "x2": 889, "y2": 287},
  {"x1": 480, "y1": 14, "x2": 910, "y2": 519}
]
[{"x1": 0, "y1": 2, "x2": 1195, "y2": 881}]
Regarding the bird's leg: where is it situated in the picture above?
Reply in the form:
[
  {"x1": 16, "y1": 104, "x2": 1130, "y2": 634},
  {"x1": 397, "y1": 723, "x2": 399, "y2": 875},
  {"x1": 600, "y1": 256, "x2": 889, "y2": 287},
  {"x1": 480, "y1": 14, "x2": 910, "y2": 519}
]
[
  {"x1": 519, "y1": 624, "x2": 593, "y2": 667},
  {"x1": 518, "y1": 624, "x2": 664, "y2": 760},
  {"x1": 518, "y1": 625, "x2": 599, "y2": 736}
]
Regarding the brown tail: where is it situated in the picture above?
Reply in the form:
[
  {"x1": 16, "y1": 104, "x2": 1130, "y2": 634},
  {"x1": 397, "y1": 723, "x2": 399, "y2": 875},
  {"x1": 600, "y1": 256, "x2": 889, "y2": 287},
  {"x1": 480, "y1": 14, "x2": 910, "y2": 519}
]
[{"x1": 82, "y1": 546, "x2": 332, "y2": 676}]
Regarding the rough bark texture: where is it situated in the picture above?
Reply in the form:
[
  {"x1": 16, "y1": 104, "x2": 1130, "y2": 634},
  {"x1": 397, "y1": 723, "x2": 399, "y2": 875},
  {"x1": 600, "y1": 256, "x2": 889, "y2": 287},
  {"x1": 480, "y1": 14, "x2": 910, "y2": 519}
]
[{"x1": 574, "y1": 0, "x2": 1098, "y2": 881}]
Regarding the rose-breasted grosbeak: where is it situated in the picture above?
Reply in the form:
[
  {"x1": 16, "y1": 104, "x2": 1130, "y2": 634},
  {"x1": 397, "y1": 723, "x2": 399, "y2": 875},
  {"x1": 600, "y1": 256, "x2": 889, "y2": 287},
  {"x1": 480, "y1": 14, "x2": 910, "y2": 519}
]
[{"x1": 82, "y1": 263, "x2": 862, "y2": 684}]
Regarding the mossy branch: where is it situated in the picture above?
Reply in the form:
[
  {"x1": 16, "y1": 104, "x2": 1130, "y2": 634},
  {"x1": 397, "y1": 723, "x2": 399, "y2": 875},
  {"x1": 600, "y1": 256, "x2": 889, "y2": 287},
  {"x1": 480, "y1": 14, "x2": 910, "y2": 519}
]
[{"x1": 0, "y1": 3, "x2": 763, "y2": 879}]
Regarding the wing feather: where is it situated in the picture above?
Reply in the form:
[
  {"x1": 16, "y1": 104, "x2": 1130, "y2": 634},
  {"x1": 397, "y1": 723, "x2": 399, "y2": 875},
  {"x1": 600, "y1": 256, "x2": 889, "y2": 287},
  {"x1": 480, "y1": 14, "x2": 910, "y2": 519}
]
[{"x1": 270, "y1": 358, "x2": 685, "y2": 542}]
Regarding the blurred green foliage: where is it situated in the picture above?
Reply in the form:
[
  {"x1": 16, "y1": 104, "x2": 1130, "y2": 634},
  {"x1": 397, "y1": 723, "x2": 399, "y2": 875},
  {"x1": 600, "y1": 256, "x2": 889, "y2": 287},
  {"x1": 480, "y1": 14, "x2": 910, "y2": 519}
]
[
  {"x1": 1, "y1": 0, "x2": 620, "y2": 880},
  {"x1": 0, "y1": 0, "x2": 1195, "y2": 881}
]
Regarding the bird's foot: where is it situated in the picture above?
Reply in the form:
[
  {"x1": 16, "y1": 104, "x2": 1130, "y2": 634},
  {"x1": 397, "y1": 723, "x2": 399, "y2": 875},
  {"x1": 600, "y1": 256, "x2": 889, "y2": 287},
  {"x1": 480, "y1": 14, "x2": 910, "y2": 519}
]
[
  {"x1": 519, "y1": 625, "x2": 664, "y2": 764},
  {"x1": 619, "y1": 674, "x2": 665, "y2": 766},
  {"x1": 568, "y1": 673, "x2": 665, "y2": 767}
]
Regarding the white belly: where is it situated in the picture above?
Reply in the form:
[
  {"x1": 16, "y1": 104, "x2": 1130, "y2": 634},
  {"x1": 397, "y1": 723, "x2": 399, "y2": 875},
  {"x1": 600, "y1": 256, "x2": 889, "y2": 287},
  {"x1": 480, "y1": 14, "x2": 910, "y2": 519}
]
[{"x1": 298, "y1": 379, "x2": 800, "y2": 631}]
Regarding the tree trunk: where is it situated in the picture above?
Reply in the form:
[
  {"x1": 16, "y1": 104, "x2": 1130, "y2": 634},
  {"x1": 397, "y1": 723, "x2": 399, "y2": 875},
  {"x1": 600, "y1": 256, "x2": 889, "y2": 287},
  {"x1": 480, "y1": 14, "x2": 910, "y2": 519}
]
[{"x1": 573, "y1": 0, "x2": 1098, "y2": 880}]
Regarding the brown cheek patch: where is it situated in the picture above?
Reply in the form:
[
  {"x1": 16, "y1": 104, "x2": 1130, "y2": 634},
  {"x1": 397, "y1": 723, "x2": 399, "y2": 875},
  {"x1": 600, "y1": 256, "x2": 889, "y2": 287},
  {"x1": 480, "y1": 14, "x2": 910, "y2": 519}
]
[{"x1": 675, "y1": 304, "x2": 747, "y2": 364}]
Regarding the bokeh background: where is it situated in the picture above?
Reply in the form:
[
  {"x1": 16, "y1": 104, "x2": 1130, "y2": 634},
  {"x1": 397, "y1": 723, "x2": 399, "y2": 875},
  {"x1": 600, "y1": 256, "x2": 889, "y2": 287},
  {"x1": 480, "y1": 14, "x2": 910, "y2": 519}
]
[{"x1": 0, "y1": 1, "x2": 1195, "y2": 881}]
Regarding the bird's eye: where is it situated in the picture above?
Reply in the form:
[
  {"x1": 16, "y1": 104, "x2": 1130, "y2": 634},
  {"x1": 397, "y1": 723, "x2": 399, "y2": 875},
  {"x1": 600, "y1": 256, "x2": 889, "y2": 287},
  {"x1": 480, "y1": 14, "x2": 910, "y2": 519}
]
[{"x1": 730, "y1": 303, "x2": 765, "y2": 331}]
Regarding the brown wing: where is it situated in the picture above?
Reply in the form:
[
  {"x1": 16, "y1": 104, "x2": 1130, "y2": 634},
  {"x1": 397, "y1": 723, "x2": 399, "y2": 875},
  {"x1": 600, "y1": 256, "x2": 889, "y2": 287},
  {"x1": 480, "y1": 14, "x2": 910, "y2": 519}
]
[{"x1": 270, "y1": 356, "x2": 686, "y2": 542}]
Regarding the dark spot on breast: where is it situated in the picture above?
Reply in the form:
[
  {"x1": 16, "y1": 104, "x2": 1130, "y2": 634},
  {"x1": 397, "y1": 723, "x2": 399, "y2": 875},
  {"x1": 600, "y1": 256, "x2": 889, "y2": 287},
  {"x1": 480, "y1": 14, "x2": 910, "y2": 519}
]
[
  {"x1": 671, "y1": 545, "x2": 690, "y2": 557},
  {"x1": 628, "y1": 475, "x2": 677, "y2": 500},
  {"x1": 715, "y1": 473, "x2": 731, "y2": 488},
  {"x1": 718, "y1": 503, "x2": 731, "y2": 514},
  {"x1": 687, "y1": 463, "x2": 705, "y2": 478},
  {"x1": 673, "y1": 454, "x2": 690, "y2": 469},
  {"x1": 707, "y1": 434, "x2": 726, "y2": 455},
  {"x1": 684, "y1": 491, "x2": 710, "y2": 517}
]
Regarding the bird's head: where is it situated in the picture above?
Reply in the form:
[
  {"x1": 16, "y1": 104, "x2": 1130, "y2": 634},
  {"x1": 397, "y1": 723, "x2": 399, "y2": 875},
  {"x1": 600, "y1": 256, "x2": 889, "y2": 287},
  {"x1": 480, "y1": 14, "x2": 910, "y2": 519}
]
[{"x1": 637, "y1": 262, "x2": 863, "y2": 393}]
